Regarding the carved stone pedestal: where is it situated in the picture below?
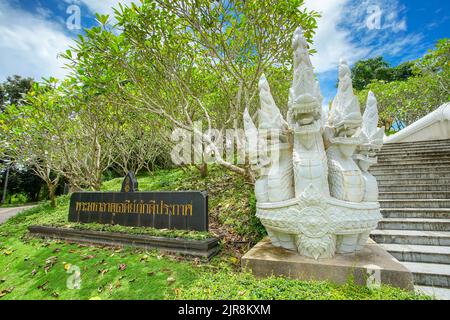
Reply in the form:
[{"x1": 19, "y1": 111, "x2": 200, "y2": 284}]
[{"x1": 242, "y1": 238, "x2": 414, "y2": 290}]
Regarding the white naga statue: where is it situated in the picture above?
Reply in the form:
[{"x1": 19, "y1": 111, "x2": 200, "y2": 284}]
[{"x1": 244, "y1": 28, "x2": 384, "y2": 259}]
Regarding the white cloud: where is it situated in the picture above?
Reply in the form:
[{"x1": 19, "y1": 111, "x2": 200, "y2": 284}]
[
  {"x1": 303, "y1": 0, "x2": 423, "y2": 74},
  {"x1": 303, "y1": 0, "x2": 369, "y2": 73},
  {"x1": 301, "y1": 0, "x2": 426, "y2": 103},
  {"x1": 0, "y1": 1, "x2": 73, "y2": 81}
]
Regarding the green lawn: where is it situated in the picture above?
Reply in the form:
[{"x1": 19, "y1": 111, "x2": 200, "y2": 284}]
[{"x1": 0, "y1": 167, "x2": 431, "y2": 300}]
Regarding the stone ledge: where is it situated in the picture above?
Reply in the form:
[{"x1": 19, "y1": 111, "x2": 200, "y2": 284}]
[
  {"x1": 28, "y1": 225, "x2": 219, "y2": 260},
  {"x1": 241, "y1": 238, "x2": 414, "y2": 290}
]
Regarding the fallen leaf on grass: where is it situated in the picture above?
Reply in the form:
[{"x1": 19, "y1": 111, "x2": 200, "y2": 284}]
[
  {"x1": 31, "y1": 269, "x2": 37, "y2": 277},
  {"x1": 173, "y1": 288, "x2": 182, "y2": 296},
  {"x1": 0, "y1": 287, "x2": 14, "y2": 298},
  {"x1": 82, "y1": 254, "x2": 95, "y2": 260},
  {"x1": 98, "y1": 269, "x2": 109, "y2": 277},
  {"x1": 38, "y1": 281, "x2": 49, "y2": 291},
  {"x1": 230, "y1": 256, "x2": 239, "y2": 265},
  {"x1": 51, "y1": 292, "x2": 59, "y2": 298},
  {"x1": 53, "y1": 248, "x2": 61, "y2": 253},
  {"x1": 118, "y1": 263, "x2": 127, "y2": 271},
  {"x1": 167, "y1": 277, "x2": 176, "y2": 285},
  {"x1": 44, "y1": 256, "x2": 58, "y2": 274}
]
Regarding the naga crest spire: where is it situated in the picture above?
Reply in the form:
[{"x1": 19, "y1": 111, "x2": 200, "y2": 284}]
[
  {"x1": 328, "y1": 59, "x2": 362, "y2": 131},
  {"x1": 361, "y1": 91, "x2": 384, "y2": 147},
  {"x1": 258, "y1": 74, "x2": 287, "y2": 130},
  {"x1": 287, "y1": 27, "x2": 322, "y2": 132}
]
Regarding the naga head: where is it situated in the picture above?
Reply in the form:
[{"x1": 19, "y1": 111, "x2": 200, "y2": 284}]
[{"x1": 287, "y1": 27, "x2": 323, "y2": 134}]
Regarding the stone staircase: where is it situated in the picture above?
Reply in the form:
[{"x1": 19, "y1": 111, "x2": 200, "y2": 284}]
[{"x1": 370, "y1": 139, "x2": 450, "y2": 299}]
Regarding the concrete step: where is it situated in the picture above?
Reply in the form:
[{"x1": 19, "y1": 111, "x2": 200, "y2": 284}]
[
  {"x1": 370, "y1": 230, "x2": 450, "y2": 246},
  {"x1": 402, "y1": 261, "x2": 450, "y2": 287},
  {"x1": 379, "y1": 199, "x2": 450, "y2": 209},
  {"x1": 380, "y1": 243, "x2": 450, "y2": 264},
  {"x1": 380, "y1": 145, "x2": 450, "y2": 152},
  {"x1": 378, "y1": 218, "x2": 450, "y2": 231},
  {"x1": 381, "y1": 208, "x2": 450, "y2": 219},
  {"x1": 371, "y1": 161, "x2": 450, "y2": 170},
  {"x1": 380, "y1": 141, "x2": 450, "y2": 148},
  {"x1": 379, "y1": 146, "x2": 450, "y2": 152},
  {"x1": 415, "y1": 285, "x2": 450, "y2": 299},
  {"x1": 378, "y1": 151, "x2": 450, "y2": 159},
  {"x1": 375, "y1": 171, "x2": 450, "y2": 180},
  {"x1": 377, "y1": 157, "x2": 450, "y2": 164},
  {"x1": 377, "y1": 178, "x2": 450, "y2": 186},
  {"x1": 382, "y1": 139, "x2": 450, "y2": 148},
  {"x1": 371, "y1": 167, "x2": 450, "y2": 175},
  {"x1": 379, "y1": 184, "x2": 450, "y2": 192},
  {"x1": 379, "y1": 191, "x2": 450, "y2": 200}
]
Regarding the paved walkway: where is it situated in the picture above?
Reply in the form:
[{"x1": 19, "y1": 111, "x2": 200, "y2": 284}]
[{"x1": 0, "y1": 205, "x2": 35, "y2": 224}]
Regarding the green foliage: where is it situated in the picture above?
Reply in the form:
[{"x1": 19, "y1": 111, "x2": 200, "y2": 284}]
[
  {"x1": 176, "y1": 271, "x2": 430, "y2": 300},
  {"x1": 351, "y1": 56, "x2": 413, "y2": 91},
  {"x1": 0, "y1": 75, "x2": 33, "y2": 111},
  {"x1": 0, "y1": 166, "x2": 44, "y2": 203},
  {"x1": 6, "y1": 193, "x2": 29, "y2": 205},
  {"x1": 356, "y1": 39, "x2": 450, "y2": 130}
]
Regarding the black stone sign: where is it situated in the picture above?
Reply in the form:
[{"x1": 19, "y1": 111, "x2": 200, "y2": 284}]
[
  {"x1": 68, "y1": 191, "x2": 208, "y2": 231},
  {"x1": 68, "y1": 175, "x2": 208, "y2": 231},
  {"x1": 121, "y1": 171, "x2": 138, "y2": 192}
]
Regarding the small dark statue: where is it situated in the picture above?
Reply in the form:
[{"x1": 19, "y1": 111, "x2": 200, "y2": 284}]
[{"x1": 121, "y1": 171, "x2": 139, "y2": 193}]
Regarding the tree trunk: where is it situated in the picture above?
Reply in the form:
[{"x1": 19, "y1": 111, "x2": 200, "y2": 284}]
[
  {"x1": 47, "y1": 183, "x2": 56, "y2": 208},
  {"x1": 244, "y1": 166, "x2": 255, "y2": 184},
  {"x1": 1, "y1": 165, "x2": 10, "y2": 204},
  {"x1": 199, "y1": 162, "x2": 208, "y2": 178}
]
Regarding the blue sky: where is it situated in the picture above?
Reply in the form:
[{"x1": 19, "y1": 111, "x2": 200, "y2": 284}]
[{"x1": 0, "y1": 0, "x2": 448, "y2": 105}]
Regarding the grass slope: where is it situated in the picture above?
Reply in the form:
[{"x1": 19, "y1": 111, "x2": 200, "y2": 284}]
[{"x1": 0, "y1": 167, "x2": 430, "y2": 300}]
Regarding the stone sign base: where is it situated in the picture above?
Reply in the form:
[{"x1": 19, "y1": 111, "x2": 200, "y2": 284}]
[
  {"x1": 242, "y1": 238, "x2": 414, "y2": 290},
  {"x1": 28, "y1": 225, "x2": 219, "y2": 260}
]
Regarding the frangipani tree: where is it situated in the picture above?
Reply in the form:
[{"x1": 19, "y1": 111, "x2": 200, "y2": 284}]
[
  {"x1": 61, "y1": 0, "x2": 319, "y2": 179},
  {"x1": 0, "y1": 80, "x2": 64, "y2": 206}
]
